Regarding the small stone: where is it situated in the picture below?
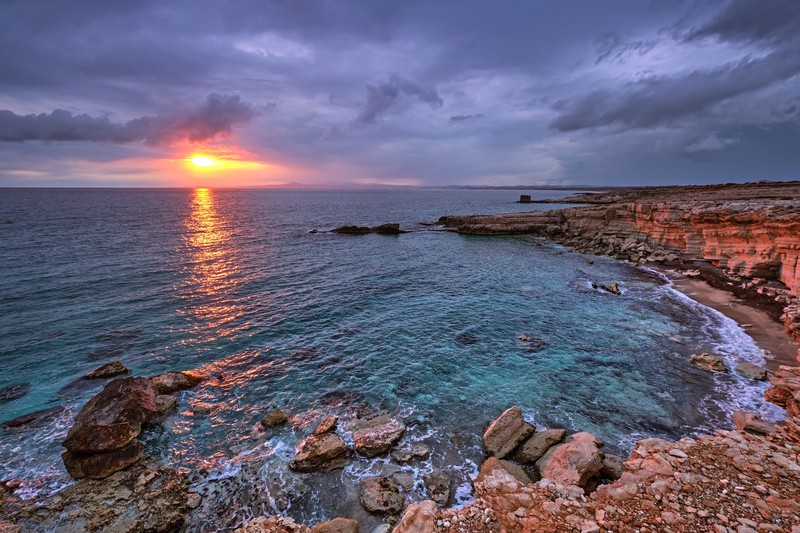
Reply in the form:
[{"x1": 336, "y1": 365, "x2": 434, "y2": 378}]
[{"x1": 261, "y1": 408, "x2": 289, "y2": 428}]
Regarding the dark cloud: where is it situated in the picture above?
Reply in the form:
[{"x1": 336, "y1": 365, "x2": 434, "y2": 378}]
[
  {"x1": 449, "y1": 114, "x2": 483, "y2": 122},
  {"x1": 550, "y1": 46, "x2": 800, "y2": 132},
  {"x1": 682, "y1": 0, "x2": 800, "y2": 44},
  {"x1": 350, "y1": 75, "x2": 443, "y2": 128},
  {"x1": 595, "y1": 32, "x2": 656, "y2": 65},
  {"x1": 0, "y1": 94, "x2": 256, "y2": 144}
]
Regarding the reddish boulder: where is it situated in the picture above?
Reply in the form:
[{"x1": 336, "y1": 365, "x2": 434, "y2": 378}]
[
  {"x1": 353, "y1": 419, "x2": 405, "y2": 457},
  {"x1": 482, "y1": 406, "x2": 535, "y2": 459},
  {"x1": 536, "y1": 436, "x2": 604, "y2": 488},
  {"x1": 289, "y1": 432, "x2": 350, "y2": 472}
]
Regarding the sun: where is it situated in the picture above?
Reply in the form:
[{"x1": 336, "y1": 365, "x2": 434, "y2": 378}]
[{"x1": 190, "y1": 155, "x2": 216, "y2": 168}]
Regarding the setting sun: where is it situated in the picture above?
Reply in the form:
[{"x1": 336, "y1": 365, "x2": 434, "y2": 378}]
[{"x1": 190, "y1": 155, "x2": 216, "y2": 168}]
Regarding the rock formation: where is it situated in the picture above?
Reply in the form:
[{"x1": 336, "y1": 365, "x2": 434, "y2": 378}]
[
  {"x1": 352, "y1": 418, "x2": 406, "y2": 457},
  {"x1": 482, "y1": 406, "x2": 535, "y2": 459},
  {"x1": 289, "y1": 431, "x2": 350, "y2": 472}
]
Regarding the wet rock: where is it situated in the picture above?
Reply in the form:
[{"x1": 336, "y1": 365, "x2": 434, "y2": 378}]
[
  {"x1": 482, "y1": 406, "x2": 535, "y2": 459},
  {"x1": 0, "y1": 383, "x2": 30, "y2": 404},
  {"x1": 601, "y1": 282, "x2": 621, "y2": 295},
  {"x1": 149, "y1": 370, "x2": 203, "y2": 394},
  {"x1": 423, "y1": 471, "x2": 451, "y2": 505},
  {"x1": 332, "y1": 224, "x2": 402, "y2": 235},
  {"x1": 6, "y1": 462, "x2": 188, "y2": 532},
  {"x1": 83, "y1": 361, "x2": 129, "y2": 379},
  {"x1": 155, "y1": 395, "x2": 178, "y2": 417},
  {"x1": 475, "y1": 457, "x2": 532, "y2": 486},
  {"x1": 353, "y1": 419, "x2": 406, "y2": 457},
  {"x1": 191, "y1": 401, "x2": 214, "y2": 416},
  {"x1": 735, "y1": 361, "x2": 768, "y2": 381},
  {"x1": 455, "y1": 332, "x2": 478, "y2": 346},
  {"x1": 536, "y1": 436, "x2": 604, "y2": 488},
  {"x1": 289, "y1": 432, "x2": 350, "y2": 472},
  {"x1": 359, "y1": 476, "x2": 405, "y2": 514},
  {"x1": 235, "y1": 516, "x2": 310, "y2": 533},
  {"x1": 392, "y1": 472, "x2": 415, "y2": 490},
  {"x1": 600, "y1": 453, "x2": 625, "y2": 480},
  {"x1": 320, "y1": 390, "x2": 363, "y2": 408},
  {"x1": 390, "y1": 442, "x2": 431, "y2": 463},
  {"x1": 62, "y1": 377, "x2": 158, "y2": 479},
  {"x1": 310, "y1": 517, "x2": 359, "y2": 533},
  {"x1": 732, "y1": 410, "x2": 776, "y2": 436},
  {"x1": 690, "y1": 353, "x2": 727, "y2": 372},
  {"x1": 513, "y1": 428, "x2": 566, "y2": 464},
  {"x1": 313, "y1": 415, "x2": 337, "y2": 435},
  {"x1": 261, "y1": 408, "x2": 289, "y2": 428},
  {"x1": 517, "y1": 333, "x2": 547, "y2": 351},
  {"x1": 393, "y1": 500, "x2": 437, "y2": 533},
  {"x1": 1, "y1": 406, "x2": 65, "y2": 429}
]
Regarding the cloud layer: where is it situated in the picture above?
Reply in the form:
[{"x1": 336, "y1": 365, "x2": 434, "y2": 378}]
[{"x1": 0, "y1": 0, "x2": 799, "y2": 186}]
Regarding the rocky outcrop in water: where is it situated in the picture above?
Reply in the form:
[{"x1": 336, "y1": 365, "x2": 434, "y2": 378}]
[
  {"x1": 289, "y1": 431, "x2": 350, "y2": 472},
  {"x1": 61, "y1": 377, "x2": 159, "y2": 479},
  {"x1": 690, "y1": 352, "x2": 727, "y2": 372},
  {"x1": 331, "y1": 224, "x2": 403, "y2": 235},
  {"x1": 352, "y1": 418, "x2": 406, "y2": 457},
  {"x1": 149, "y1": 370, "x2": 203, "y2": 394}
]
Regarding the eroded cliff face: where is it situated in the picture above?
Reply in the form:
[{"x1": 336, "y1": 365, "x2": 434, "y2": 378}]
[{"x1": 440, "y1": 199, "x2": 800, "y2": 296}]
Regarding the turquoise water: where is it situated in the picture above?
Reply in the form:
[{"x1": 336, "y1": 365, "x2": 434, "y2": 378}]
[{"x1": 0, "y1": 188, "x2": 781, "y2": 527}]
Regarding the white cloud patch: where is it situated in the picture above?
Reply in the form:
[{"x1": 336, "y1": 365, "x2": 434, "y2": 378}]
[{"x1": 685, "y1": 132, "x2": 740, "y2": 152}]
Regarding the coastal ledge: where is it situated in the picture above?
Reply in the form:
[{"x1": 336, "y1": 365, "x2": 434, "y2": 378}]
[{"x1": 439, "y1": 182, "x2": 800, "y2": 344}]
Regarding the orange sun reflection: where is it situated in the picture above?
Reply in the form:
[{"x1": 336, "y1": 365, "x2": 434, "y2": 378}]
[{"x1": 178, "y1": 188, "x2": 248, "y2": 344}]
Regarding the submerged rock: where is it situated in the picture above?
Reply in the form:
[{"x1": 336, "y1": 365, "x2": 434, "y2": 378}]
[
  {"x1": 62, "y1": 377, "x2": 159, "y2": 479},
  {"x1": 149, "y1": 370, "x2": 203, "y2": 394},
  {"x1": 289, "y1": 432, "x2": 350, "y2": 472},
  {"x1": 353, "y1": 419, "x2": 406, "y2": 457},
  {"x1": 535, "y1": 435, "x2": 604, "y2": 488},
  {"x1": 390, "y1": 442, "x2": 431, "y2": 463},
  {"x1": 513, "y1": 428, "x2": 566, "y2": 464},
  {"x1": 83, "y1": 360, "x2": 129, "y2": 379},
  {"x1": 423, "y1": 471, "x2": 451, "y2": 505},
  {"x1": 735, "y1": 361, "x2": 768, "y2": 381},
  {"x1": 690, "y1": 353, "x2": 727, "y2": 372},
  {"x1": 360, "y1": 476, "x2": 405, "y2": 514},
  {"x1": 262, "y1": 408, "x2": 289, "y2": 428},
  {"x1": 455, "y1": 332, "x2": 478, "y2": 345},
  {"x1": 1, "y1": 406, "x2": 65, "y2": 429},
  {"x1": 0, "y1": 383, "x2": 30, "y2": 404},
  {"x1": 517, "y1": 333, "x2": 547, "y2": 351},
  {"x1": 482, "y1": 406, "x2": 535, "y2": 459}
]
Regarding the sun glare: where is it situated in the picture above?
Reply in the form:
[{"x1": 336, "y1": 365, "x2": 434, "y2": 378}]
[{"x1": 191, "y1": 155, "x2": 216, "y2": 168}]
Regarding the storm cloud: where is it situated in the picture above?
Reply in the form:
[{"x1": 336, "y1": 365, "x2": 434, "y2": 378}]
[
  {"x1": 351, "y1": 75, "x2": 444, "y2": 128},
  {"x1": 0, "y1": 94, "x2": 256, "y2": 144}
]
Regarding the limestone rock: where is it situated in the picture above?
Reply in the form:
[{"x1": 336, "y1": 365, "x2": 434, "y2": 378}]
[
  {"x1": 310, "y1": 517, "x2": 359, "y2": 533},
  {"x1": 289, "y1": 432, "x2": 350, "y2": 472},
  {"x1": 475, "y1": 456, "x2": 532, "y2": 486},
  {"x1": 536, "y1": 438, "x2": 604, "y2": 488},
  {"x1": 690, "y1": 353, "x2": 727, "y2": 372},
  {"x1": 313, "y1": 415, "x2": 337, "y2": 435},
  {"x1": 84, "y1": 361, "x2": 129, "y2": 379},
  {"x1": 149, "y1": 370, "x2": 203, "y2": 394},
  {"x1": 600, "y1": 453, "x2": 625, "y2": 480},
  {"x1": 353, "y1": 419, "x2": 405, "y2": 457},
  {"x1": 482, "y1": 406, "x2": 535, "y2": 459},
  {"x1": 393, "y1": 500, "x2": 437, "y2": 533},
  {"x1": 235, "y1": 516, "x2": 310, "y2": 533},
  {"x1": 514, "y1": 428, "x2": 566, "y2": 463},
  {"x1": 262, "y1": 408, "x2": 289, "y2": 428},
  {"x1": 359, "y1": 476, "x2": 404, "y2": 514},
  {"x1": 390, "y1": 442, "x2": 431, "y2": 463},
  {"x1": 423, "y1": 471, "x2": 451, "y2": 505},
  {"x1": 732, "y1": 410, "x2": 776, "y2": 435},
  {"x1": 155, "y1": 395, "x2": 178, "y2": 417},
  {"x1": 565, "y1": 431, "x2": 605, "y2": 448},
  {"x1": 735, "y1": 361, "x2": 767, "y2": 381}
]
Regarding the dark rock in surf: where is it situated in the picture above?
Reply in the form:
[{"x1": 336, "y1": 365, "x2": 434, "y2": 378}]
[
  {"x1": 149, "y1": 371, "x2": 203, "y2": 394},
  {"x1": 0, "y1": 383, "x2": 30, "y2": 404},
  {"x1": 601, "y1": 282, "x2": 621, "y2": 295},
  {"x1": 289, "y1": 432, "x2": 350, "y2": 472},
  {"x1": 261, "y1": 408, "x2": 289, "y2": 429},
  {"x1": 1, "y1": 406, "x2": 65, "y2": 429},
  {"x1": 332, "y1": 224, "x2": 403, "y2": 235},
  {"x1": 84, "y1": 361, "x2": 129, "y2": 380},
  {"x1": 360, "y1": 476, "x2": 405, "y2": 514},
  {"x1": 455, "y1": 332, "x2": 478, "y2": 346},
  {"x1": 423, "y1": 471, "x2": 452, "y2": 505}
]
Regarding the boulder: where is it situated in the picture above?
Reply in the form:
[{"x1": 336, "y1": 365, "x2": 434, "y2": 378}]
[
  {"x1": 289, "y1": 432, "x2": 350, "y2": 472},
  {"x1": 734, "y1": 361, "x2": 767, "y2": 381},
  {"x1": 353, "y1": 419, "x2": 405, "y2": 457},
  {"x1": 313, "y1": 415, "x2": 337, "y2": 435},
  {"x1": 84, "y1": 361, "x2": 129, "y2": 379},
  {"x1": 422, "y1": 471, "x2": 451, "y2": 505},
  {"x1": 61, "y1": 377, "x2": 158, "y2": 479},
  {"x1": 393, "y1": 500, "x2": 437, "y2": 533},
  {"x1": 235, "y1": 516, "x2": 310, "y2": 533},
  {"x1": 600, "y1": 453, "x2": 625, "y2": 480},
  {"x1": 149, "y1": 371, "x2": 203, "y2": 394},
  {"x1": 690, "y1": 353, "x2": 727, "y2": 372},
  {"x1": 390, "y1": 442, "x2": 431, "y2": 463},
  {"x1": 155, "y1": 395, "x2": 178, "y2": 417},
  {"x1": 513, "y1": 428, "x2": 566, "y2": 463},
  {"x1": 482, "y1": 406, "x2": 535, "y2": 458},
  {"x1": 536, "y1": 439, "x2": 604, "y2": 488},
  {"x1": 475, "y1": 457, "x2": 532, "y2": 486},
  {"x1": 565, "y1": 431, "x2": 605, "y2": 448},
  {"x1": 601, "y1": 282, "x2": 621, "y2": 295},
  {"x1": 261, "y1": 408, "x2": 289, "y2": 428},
  {"x1": 359, "y1": 476, "x2": 405, "y2": 514},
  {"x1": 392, "y1": 472, "x2": 415, "y2": 490},
  {"x1": 310, "y1": 517, "x2": 359, "y2": 533},
  {"x1": 732, "y1": 410, "x2": 776, "y2": 436}
]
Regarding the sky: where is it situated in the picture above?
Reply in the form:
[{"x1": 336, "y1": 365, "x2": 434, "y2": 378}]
[{"x1": 1, "y1": 0, "x2": 799, "y2": 188}]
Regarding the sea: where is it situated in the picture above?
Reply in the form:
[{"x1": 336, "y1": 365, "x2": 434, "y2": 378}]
[{"x1": 0, "y1": 188, "x2": 784, "y2": 529}]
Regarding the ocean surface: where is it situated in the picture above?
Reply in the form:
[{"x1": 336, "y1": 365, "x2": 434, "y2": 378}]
[{"x1": 0, "y1": 188, "x2": 783, "y2": 529}]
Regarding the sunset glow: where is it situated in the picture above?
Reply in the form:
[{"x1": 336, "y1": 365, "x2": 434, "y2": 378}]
[{"x1": 191, "y1": 155, "x2": 216, "y2": 168}]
